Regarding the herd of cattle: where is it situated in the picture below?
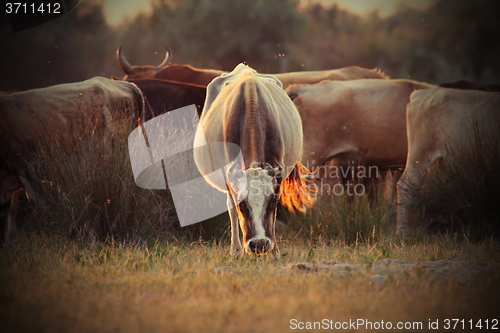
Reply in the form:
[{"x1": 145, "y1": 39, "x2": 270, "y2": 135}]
[{"x1": 1, "y1": 46, "x2": 499, "y2": 254}]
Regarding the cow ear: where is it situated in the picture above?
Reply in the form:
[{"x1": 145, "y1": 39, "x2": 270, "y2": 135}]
[
  {"x1": 267, "y1": 167, "x2": 282, "y2": 178},
  {"x1": 226, "y1": 162, "x2": 248, "y2": 204},
  {"x1": 274, "y1": 167, "x2": 282, "y2": 178},
  {"x1": 227, "y1": 161, "x2": 244, "y2": 179},
  {"x1": 274, "y1": 161, "x2": 283, "y2": 178}
]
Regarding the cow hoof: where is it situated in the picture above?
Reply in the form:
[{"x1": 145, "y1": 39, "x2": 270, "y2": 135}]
[
  {"x1": 271, "y1": 244, "x2": 280, "y2": 257},
  {"x1": 230, "y1": 247, "x2": 243, "y2": 256},
  {"x1": 396, "y1": 225, "x2": 408, "y2": 238}
]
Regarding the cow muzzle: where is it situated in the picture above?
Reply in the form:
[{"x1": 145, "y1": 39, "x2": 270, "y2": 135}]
[{"x1": 246, "y1": 238, "x2": 272, "y2": 255}]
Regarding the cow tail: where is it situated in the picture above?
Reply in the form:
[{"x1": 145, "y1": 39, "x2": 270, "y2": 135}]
[
  {"x1": 279, "y1": 161, "x2": 317, "y2": 213},
  {"x1": 129, "y1": 82, "x2": 146, "y2": 127}
]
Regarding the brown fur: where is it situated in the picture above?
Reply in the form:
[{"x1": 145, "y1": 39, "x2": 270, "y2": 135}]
[
  {"x1": 127, "y1": 78, "x2": 206, "y2": 120},
  {"x1": 285, "y1": 79, "x2": 436, "y2": 188},
  {"x1": 122, "y1": 63, "x2": 224, "y2": 86},
  {"x1": 279, "y1": 162, "x2": 317, "y2": 212}
]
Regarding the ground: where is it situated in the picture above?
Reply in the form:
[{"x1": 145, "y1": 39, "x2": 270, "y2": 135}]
[{"x1": 0, "y1": 234, "x2": 499, "y2": 332}]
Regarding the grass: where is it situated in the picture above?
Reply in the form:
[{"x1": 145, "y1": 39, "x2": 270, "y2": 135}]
[
  {"x1": 0, "y1": 234, "x2": 499, "y2": 333},
  {"x1": 281, "y1": 193, "x2": 391, "y2": 246},
  {"x1": 17, "y1": 104, "x2": 181, "y2": 242},
  {"x1": 2, "y1": 103, "x2": 500, "y2": 332}
]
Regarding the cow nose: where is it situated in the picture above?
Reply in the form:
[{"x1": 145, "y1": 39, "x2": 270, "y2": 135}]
[{"x1": 248, "y1": 239, "x2": 270, "y2": 254}]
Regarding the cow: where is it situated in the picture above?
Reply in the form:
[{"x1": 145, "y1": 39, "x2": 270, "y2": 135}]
[
  {"x1": 439, "y1": 80, "x2": 500, "y2": 92},
  {"x1": 0, "y1": 170, "x2": 23, "y2": 244},
  {"x1": 396, "y1": 88, "x2": 500, "y2": 236},
  {"x1": 274, "y1": 66, "x2": 389, "y2": 89},
  {"x1": 193, "y1": 63, "x2": 316, "y2": 256},
  {"x1": 285, "y1": 79, "x2": 436, "y2": 195},
  {"x1": 0, "y1": 76, "x2": 145, "y2": 243},
  {"x1": 127, "y1": 78, "x2": 207, "y2": 120},
  {"x1": 117, "y1": 47, "x2": 224, "y2": 86},
  {"x1": 117, "y1": 46, "x2": 388, "y2": 89}
]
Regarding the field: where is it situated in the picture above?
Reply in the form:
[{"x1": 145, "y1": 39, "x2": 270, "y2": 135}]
[
  {"x1": 2, "y1": 1, "x2": 500, "y2": 331},
  {"x1": 1, "y1": 106, "x2": 499, "y2": 332},
  {"x1": 1, "y1": 233, "x2": 499, "y2": 332}
]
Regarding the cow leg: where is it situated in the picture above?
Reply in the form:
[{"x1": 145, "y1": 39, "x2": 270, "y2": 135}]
[
  {"x1": 396, "y1": 158, "x2": 435, "y2": 236},
  {"x1": 19, "y1": 175, "x2": 45, "y2": 208},
  {"x1": 270, "y1": 217, "x2": 280, "y2": 256},
  {"x1": 4, "y1": 189, "x2": 21, "y2": 244},
  {"x1": 315, "y1": 159, "x2": 343, "y2": 198},
  {"x1": 227, "y1": 195, "x2": 242, "y2": 256},
  {"x1": 271, "y1": 243, "x2": 280, "y2": 256},
  {"x1": 396, "y1": 170, "x2": 415, "y2": 236}
]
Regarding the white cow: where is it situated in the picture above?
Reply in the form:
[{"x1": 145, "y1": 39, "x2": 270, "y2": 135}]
[
  {"x1": 194, "y1": 64, "x2": 315, "y2": 255},
  {"x1": 396, "y1": 88, "x2": 500, "y2": 235}
]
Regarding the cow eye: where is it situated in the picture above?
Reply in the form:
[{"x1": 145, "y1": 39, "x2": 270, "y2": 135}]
[
  {"x1": 273, "y1": 184, "x2": 281, "y2": 195},
  {"x1": 238, "y1": 201, "x2": 250, "y2": 215}
]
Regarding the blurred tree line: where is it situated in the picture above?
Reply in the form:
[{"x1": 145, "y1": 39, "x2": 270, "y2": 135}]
[{"x1": 1, "y1": 0, "x2": 499, "y2": 91}]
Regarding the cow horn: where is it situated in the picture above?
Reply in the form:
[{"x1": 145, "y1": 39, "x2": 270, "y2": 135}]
[
  {"x1": 228, "y1": 162, "x2": 244, "y2": 179},
  {"x1": 116, "y1": 46, "x2": 136, "y2": 75},
  {"x1": 303, "y1": 174, "x2": 315, "y2": 181},
  {"x1": 156, "y1": 45, "x2": 172, "y2": 69}
]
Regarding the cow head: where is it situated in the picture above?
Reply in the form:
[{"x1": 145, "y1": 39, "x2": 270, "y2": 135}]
[
  {"x1": 116, "y1": 46, "x2": 172, "y2": 79},
  {"x1": 227, "y1": 162, "x2": 283, "y2": 255}
]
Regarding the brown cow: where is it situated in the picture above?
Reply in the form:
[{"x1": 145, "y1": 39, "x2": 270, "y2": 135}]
[
  {"x1": 117, "y1": 47, "x2": 224, "y2": 86},
  {"x1": 117, "y1": 47, "x2": 388, "y2": 89},
  {"x1": 285, "y1": 79, "x2": 435, "y2": 195},
  {"x1": 128, "y1": 78, "x2": 206, "y2": 120}
]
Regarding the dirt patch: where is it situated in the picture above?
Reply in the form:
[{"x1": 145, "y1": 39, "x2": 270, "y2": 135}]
[
  {"x1": 283, "y1": 258, "x2": 500, "y2": 284},
  {"x1": 214, "y1": 258, "x2": 500, "y2": 286}
]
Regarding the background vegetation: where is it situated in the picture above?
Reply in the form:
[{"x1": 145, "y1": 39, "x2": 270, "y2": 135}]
[
  {"x1": 1, "y1": 0, "x2": 499, "y2": 243},
  {"x1": 1, "y1": 0, "x2": 499, "y2": 91}
]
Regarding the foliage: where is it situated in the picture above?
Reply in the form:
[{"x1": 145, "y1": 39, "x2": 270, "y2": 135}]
[
  {"x1": 2, "y1": 0, "x2": 500, "y2": 91},
  {"x1": 0, "y1": 1, "x2": 117, "y2": 90}
]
